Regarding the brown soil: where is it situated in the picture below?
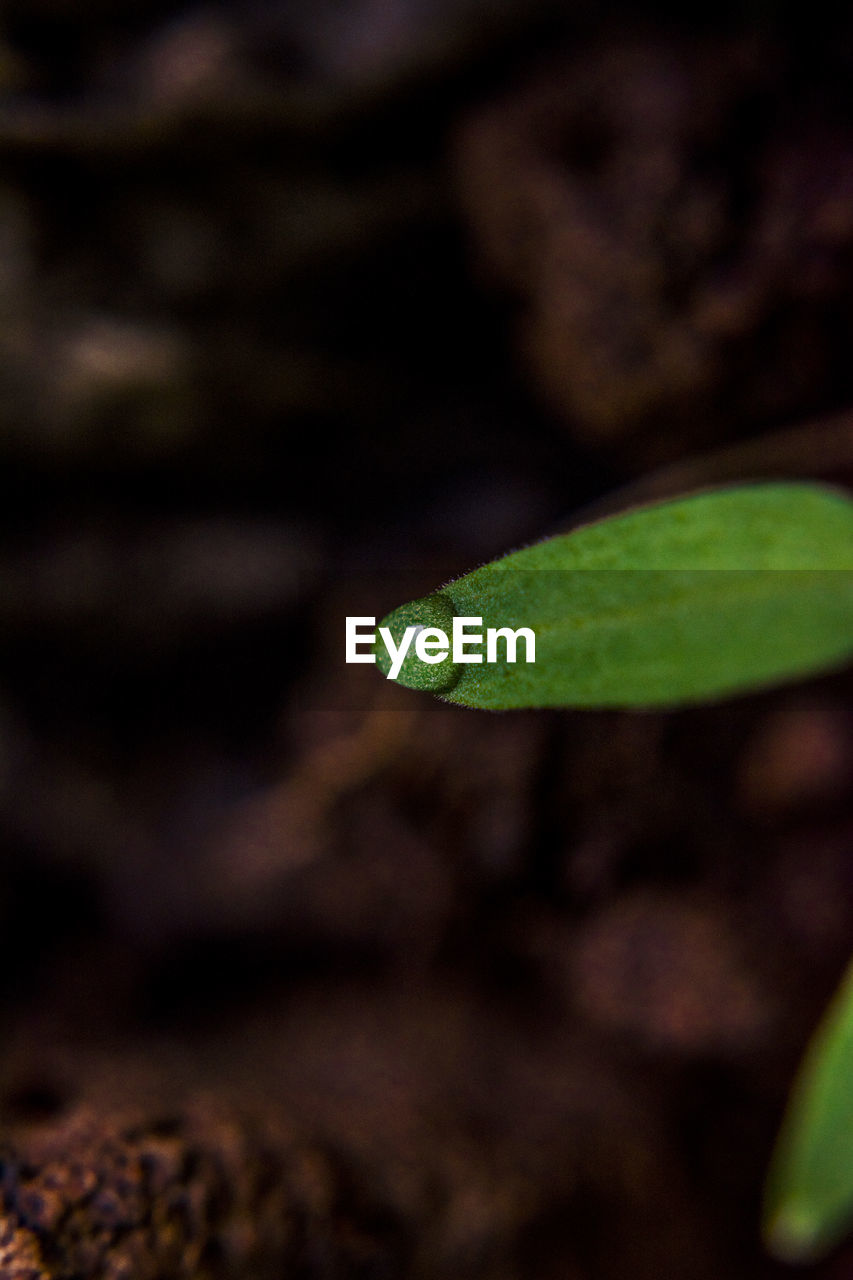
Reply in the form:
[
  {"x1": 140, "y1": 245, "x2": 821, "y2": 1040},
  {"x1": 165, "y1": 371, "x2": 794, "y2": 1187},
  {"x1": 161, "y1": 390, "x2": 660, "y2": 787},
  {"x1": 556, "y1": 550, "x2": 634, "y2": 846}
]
[{"x1": 0, "y1": 4, "x2": 851, "y2": 1276}]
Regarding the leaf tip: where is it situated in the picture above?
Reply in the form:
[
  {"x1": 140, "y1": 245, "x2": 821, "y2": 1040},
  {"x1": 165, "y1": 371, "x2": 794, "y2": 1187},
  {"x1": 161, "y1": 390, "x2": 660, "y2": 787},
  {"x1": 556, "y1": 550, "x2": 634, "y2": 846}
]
[
  {"x1": 375, "y1": 592, "x2": 462, "y2": 693},
  {"x1": 763, "y1": 1200, "x2": 826, "y2": 1265}
]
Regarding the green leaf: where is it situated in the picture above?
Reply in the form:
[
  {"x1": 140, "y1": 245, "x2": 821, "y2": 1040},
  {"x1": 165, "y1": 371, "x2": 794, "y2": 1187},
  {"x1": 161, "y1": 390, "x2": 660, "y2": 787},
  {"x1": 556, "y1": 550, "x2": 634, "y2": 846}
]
[
  {"x1": 763, "y1": 958, "x2": 853, "y2": 1264},
  {"x1": 375, "y1": 483, "x2": 853, "y2": 708}
]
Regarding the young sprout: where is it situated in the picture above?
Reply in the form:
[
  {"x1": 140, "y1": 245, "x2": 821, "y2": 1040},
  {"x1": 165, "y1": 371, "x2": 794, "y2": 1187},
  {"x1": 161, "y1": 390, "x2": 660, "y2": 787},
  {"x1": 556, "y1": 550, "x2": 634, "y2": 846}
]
[
  {"x1": 764, "y1": 959, "x2": 853, "y2": 1264},
  {"x1": 375, "y1": 483, "x2": 853, "y2": 709}
]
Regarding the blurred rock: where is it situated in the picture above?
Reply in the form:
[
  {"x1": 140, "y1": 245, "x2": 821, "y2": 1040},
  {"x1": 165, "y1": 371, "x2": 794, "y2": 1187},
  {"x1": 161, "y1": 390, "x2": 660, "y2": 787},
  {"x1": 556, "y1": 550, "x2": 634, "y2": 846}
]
[
  {"x1": 738, "y1": 698, "x2": 852, "y2": 815},
  {"x1": 570, "y1": 891, "x2": 772, "y2": 1055},
  {"x1": 0, "y1": 518, "x2": 316, "y2": 638},
  {"x1": 455, "y1": 34, "x2": 853, "y2": 461}
]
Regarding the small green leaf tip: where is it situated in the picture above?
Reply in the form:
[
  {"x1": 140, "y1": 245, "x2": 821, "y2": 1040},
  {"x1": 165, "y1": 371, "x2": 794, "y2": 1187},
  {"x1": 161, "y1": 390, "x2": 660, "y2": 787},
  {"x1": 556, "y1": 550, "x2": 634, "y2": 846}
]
[
  {"x1": 763, "y1": 1202, "x2": 826, "y2": 1266},
  {"x1": 375, "y1": 592, "x2": 462, "y2": 692},
  {"x1": 763, "y1": 958, "x2": 853, "y2": 1264},
  {"x1": 375, "y1": 483, "x2": 853, "y2": 709}
]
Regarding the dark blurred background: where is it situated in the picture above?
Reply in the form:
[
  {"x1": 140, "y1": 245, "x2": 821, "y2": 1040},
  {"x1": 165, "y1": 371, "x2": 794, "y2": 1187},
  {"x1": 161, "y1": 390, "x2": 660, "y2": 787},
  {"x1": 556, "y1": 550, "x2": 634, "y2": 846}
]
[{"x1": 0, "y1": 3, "x2": 852, "y2": 1277}]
